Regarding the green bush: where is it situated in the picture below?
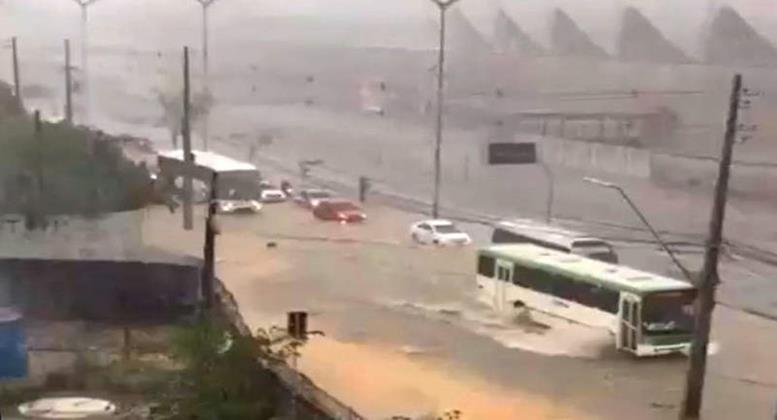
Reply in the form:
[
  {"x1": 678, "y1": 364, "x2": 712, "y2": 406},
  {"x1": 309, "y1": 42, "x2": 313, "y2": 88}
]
[
  {"x1": 0, "y1": 81, "x2": 23, "y2": 119},
  {"x1": 151, "y1": 319, "x2": 282, "y2": 420},
  {"x1": 0, "y1": 115, "x2": 152, "y2": 217}
]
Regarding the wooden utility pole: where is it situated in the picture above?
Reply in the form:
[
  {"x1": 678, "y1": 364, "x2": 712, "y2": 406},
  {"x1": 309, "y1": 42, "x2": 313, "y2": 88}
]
[
  {"x1": 201, "y1": 172, "x2": 218, "y2": 310},
  {"x1": 34, "y1": 110, "x2": 43, "y2": 191},
  {"x1": 679, "y1": 73, "x2": 742, "y2": 419},
  {"x1": 64, "y1": 39, "x2": 73, "y2": 124},
  {"x1": 31, "y1": 110, "x2": 45, "y2": 229},
  {"x1": 11, "y1": 37, "x2": 21, "y2": 109},
  {"x1": 182, "y1": 46, "x2": 194, "y2": 231}
]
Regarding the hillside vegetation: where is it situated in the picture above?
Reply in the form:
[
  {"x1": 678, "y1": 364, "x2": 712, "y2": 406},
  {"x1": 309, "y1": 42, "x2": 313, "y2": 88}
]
[{"x1": 0, "y1": 81, "x2": 152, "y2": 219}]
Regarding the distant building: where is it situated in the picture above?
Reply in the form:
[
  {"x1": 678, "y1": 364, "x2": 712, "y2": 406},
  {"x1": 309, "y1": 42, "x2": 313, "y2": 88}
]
[{"x1": 504, "y1": 106, "x2": 680, "y2": 148}]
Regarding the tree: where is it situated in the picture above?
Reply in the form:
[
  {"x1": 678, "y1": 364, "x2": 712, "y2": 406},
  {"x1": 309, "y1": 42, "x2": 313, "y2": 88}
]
[
  {"x1": 154, "y1": 79, "x2": 214, "y2": 149},
  {"x1": 0, "y1": 81, "x2": 23, "y2": 119},
  {"x1": 0, "y1": 115, "x2": 152, "y2": 222},
  {"x1": 152, "y1": 319, "x2": 281, "y2": 420}
]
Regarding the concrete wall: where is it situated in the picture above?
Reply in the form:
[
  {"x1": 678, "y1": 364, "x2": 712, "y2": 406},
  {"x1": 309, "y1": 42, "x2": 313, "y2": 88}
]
[
  {"x1": 541, "y1": 135, "x2": 777, "y2": 200},
  {"x1": 650, "y1": 153, "x2": 777, "y2": 200},
  {"x1": 0, "y1": 210, "x2": 144, "y2": 260},
  {"x1": 540, "y1": 136, "x2": 651, "y2": 178},
  {"x1": 0, "y1": 259, "x2": 200, "y2": 322}
]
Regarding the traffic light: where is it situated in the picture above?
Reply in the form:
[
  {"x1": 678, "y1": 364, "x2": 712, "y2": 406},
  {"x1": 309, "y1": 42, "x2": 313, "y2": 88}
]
[{"x1": 287, "y1": 311, "x2": 308, "y2": 340}]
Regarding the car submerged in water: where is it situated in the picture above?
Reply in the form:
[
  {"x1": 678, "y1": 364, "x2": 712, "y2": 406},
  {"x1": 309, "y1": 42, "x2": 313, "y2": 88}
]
[
  {"x1": 313, "y1": 199, "x2": 366, "y2": 223},
  {"x1": 258, "y1": 181, "x2": 288, "y2": 203},
  {"x1": 410, "y1": 219, "x2": 472, "y2": 246}
]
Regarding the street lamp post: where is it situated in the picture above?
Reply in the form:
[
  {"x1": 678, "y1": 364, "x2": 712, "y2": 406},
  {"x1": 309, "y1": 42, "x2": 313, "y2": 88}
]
[
  {"x1": 194, "y1": 0, "x2": 219, "y2": 150},
  {"x1": 70, "y1": 0, "x2": 101, "y2": 124},
  {"x1": 429, "y1": 0, "x2": 461, "y2": 219},
  {"x1": 583, "y1": 177, "x2": 692, "y2": 281}
]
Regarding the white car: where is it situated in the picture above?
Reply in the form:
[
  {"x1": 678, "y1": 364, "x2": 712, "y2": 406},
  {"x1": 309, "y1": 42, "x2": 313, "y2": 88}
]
[
  {"x1": 260, "y1": 188, "x2": 287, "y2": 203},
  {"x1": 217, "y1": 199, "x2": 263, "y2": 214},
  {"x1": 294, "y1": 189, "x2": 333, "y2": 209},
  {"x1": 410, "y1": 219, "x2": 472, "y2": 246}
]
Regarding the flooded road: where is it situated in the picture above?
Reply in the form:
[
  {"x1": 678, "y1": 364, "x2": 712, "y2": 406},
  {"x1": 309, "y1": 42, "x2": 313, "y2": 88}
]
[
  {"x1": 9, "y1": 46, "x2": 777, "y2": 419},
  {"x1": 144, "y1": 202, "x2": 777, "y2": 419}
]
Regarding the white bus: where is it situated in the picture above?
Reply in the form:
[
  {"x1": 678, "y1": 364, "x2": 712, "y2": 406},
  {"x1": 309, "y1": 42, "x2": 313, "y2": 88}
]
[
  {"x1": 492, "y1": 219, "x2": 619, "y2": 263},
  {"x1": 157, "y1": 150, "x2": 263, "y2": 212},
  {"x1": 477, "y1": 244, "x2": 696, "y2": 357}
]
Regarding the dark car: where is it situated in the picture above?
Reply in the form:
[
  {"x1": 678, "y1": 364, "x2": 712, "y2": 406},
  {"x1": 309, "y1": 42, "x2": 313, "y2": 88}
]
[{"x1": 313, "y1": 200, "x2": 367, "y2": 223}]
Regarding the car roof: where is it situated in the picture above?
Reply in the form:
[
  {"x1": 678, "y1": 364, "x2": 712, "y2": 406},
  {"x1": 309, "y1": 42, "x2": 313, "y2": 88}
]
[
  {"x1": 495, "y1": 219, "x2": 608, "y2": 248},
  {"x1": 421, "y1": 219, "x2": 454, "y2": 226}
]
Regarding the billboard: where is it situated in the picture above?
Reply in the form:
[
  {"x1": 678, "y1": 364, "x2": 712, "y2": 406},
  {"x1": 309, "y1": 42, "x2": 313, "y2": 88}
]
[{"x1": 487, "y1": 142, "x2": 538, "y2": 165}]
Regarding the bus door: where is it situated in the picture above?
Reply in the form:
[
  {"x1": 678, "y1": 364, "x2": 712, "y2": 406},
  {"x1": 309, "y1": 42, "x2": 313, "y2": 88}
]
[
  {"x1": 494, "y1": 260, "x2": 513, "y2": 312},
  {"x1": 617, "y1": 293, "x2": 641, "y2": 353}
]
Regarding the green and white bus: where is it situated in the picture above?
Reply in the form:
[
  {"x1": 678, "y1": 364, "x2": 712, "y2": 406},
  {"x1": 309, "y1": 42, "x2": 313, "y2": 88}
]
[{"x1": 477, "y1": 244, "x2": 696, "y2": 357}]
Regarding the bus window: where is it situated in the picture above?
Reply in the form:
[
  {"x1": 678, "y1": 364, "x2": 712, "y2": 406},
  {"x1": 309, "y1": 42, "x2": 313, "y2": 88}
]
[
  {"x1": 550, "y1": 275, "x2": 577, "y2": 301},
  {"x1": 477, "y1": 255, "x2": 495, "y2": 278},
  {"x1": 513, "y1": 265, "x2": 533, "y2": 289},
  {"x1": 642, "y1": 290, "x2": 695, "y2": 335},
  {"x1": 515, "y1": 266, "x2": 556, "y2": 295},
  {"x1": 588, "y1": 286, "x2": 619, "y2": 314}
]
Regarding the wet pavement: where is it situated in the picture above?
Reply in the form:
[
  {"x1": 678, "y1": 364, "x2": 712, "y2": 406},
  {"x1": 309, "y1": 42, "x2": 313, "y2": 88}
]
[{"x1": 144, "y1": 203, "x2": 777, "y2": 419}]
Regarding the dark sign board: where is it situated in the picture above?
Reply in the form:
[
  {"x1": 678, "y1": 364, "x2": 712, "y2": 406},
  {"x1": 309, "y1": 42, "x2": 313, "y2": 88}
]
[{"x1": 487, "y1": 142, "x2": 537, "y2": 165}]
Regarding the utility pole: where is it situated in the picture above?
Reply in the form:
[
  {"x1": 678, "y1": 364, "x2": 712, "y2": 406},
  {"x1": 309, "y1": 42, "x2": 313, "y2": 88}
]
[
  {"x1": 34, "y1": 110, "x2": 43, "y2": 193},
  {"x1": 429, "y1": 0, "x2": 461, "y2": 219},
  {"x1": 31, "y1": 110, "x2": 45, "y2": 229},
  {"x1": 70, "y1": 0, "x2": 100, "y2": 124},
  {"x1": 202, "y1": 171, "x2": 218, "y2": 310},
  {"x1": 64, "y1": 39, "x2": 73, "y2": 125},
  {"x1": 194, "y1": 0, "x2": 219, "y2": 150},
  {"x1": 11, "y1": 36, "x2": 21, "y2": 109},
  {"x1": 182, "y1": 46, "x2": 194, "y2": 231},
  {"x1": 679, "y1": 73, "x2": 742, "y2": 420}
]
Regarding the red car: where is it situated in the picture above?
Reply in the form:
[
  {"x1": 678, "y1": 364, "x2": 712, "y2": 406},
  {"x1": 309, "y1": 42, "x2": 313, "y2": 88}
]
[{"x1": 313, "y1": 200, "x2": 367, "y2": 223}]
